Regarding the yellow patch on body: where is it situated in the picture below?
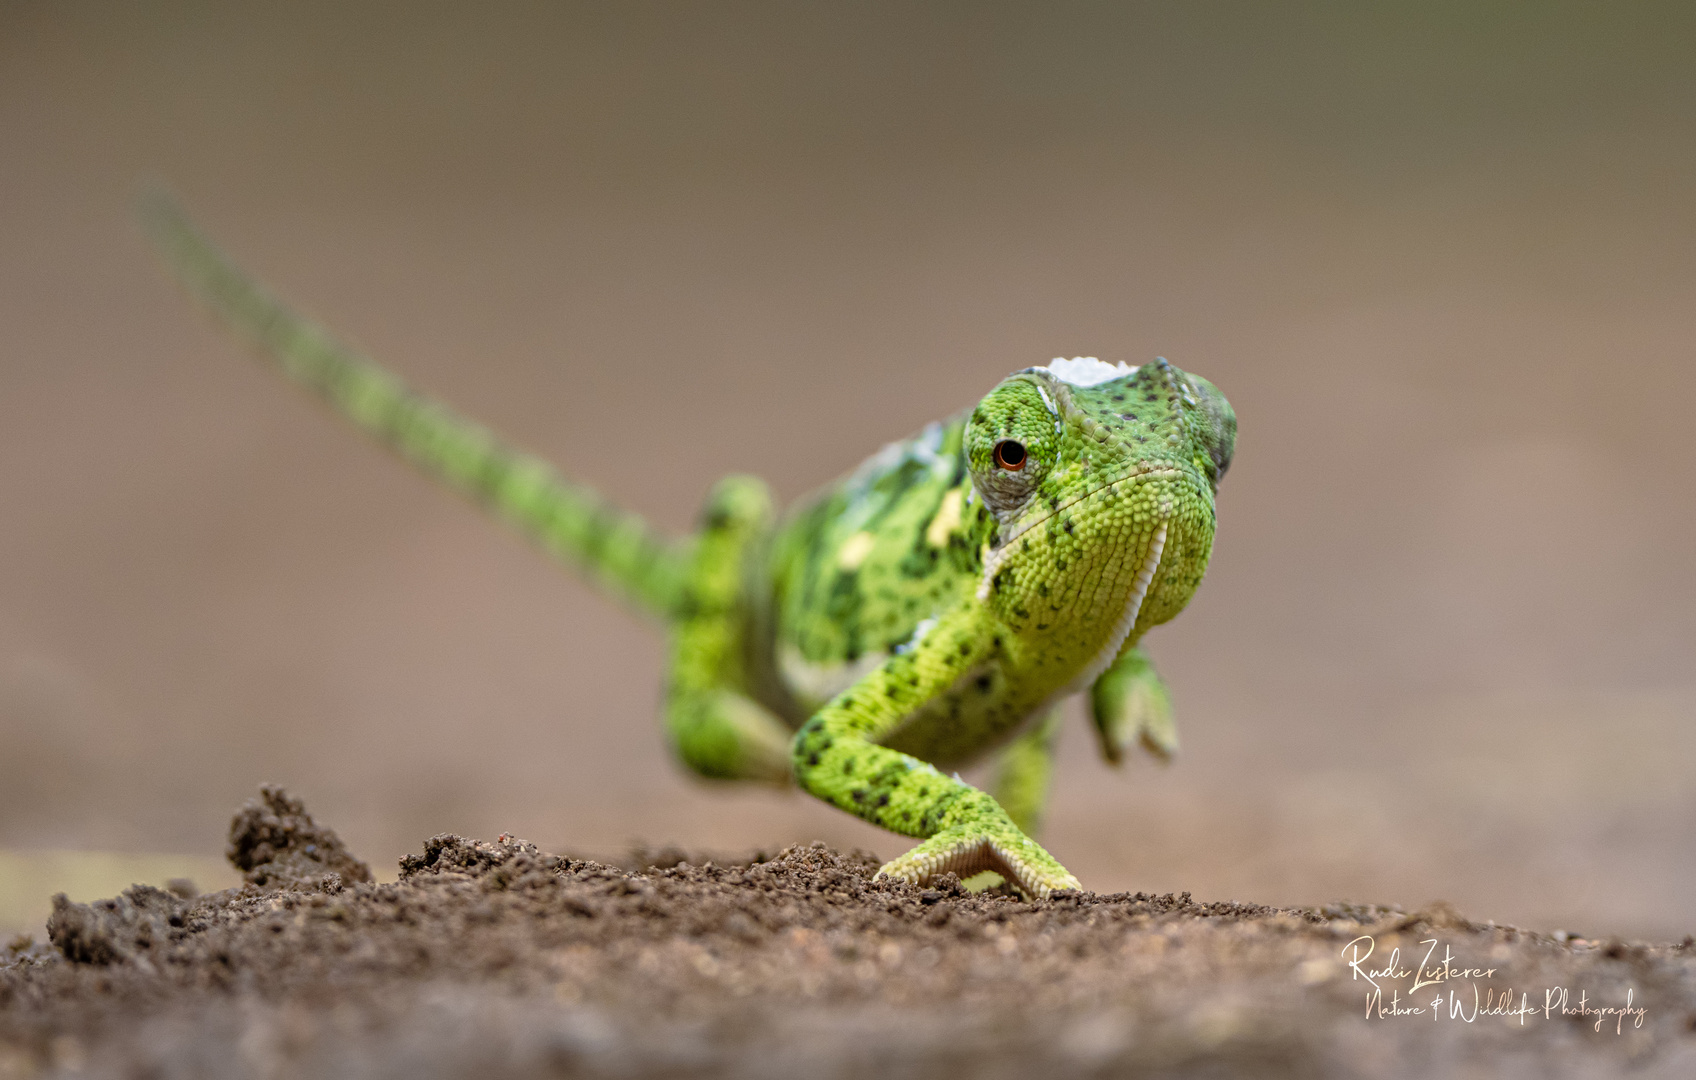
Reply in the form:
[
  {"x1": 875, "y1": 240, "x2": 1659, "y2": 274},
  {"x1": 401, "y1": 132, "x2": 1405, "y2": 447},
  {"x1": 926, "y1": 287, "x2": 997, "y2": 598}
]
[
  {"x1": 924, "y1": 488, "x2": 963, "y2": 548},
  {"x1": 837, "y1": 531, "x2": 877, "y2": 570}
]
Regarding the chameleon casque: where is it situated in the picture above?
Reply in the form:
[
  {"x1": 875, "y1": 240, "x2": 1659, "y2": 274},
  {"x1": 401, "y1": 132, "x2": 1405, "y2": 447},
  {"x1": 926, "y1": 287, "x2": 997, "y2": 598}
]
[{"x1": 142, "y1": 196, "x2": 1236, "y2": 899}]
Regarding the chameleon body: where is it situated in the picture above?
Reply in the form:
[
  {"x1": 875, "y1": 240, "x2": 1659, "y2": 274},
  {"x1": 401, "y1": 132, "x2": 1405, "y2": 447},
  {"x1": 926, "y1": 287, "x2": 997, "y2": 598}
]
[{"x1": 142, "y1": 196, "x2": 1235, "y2": 899}]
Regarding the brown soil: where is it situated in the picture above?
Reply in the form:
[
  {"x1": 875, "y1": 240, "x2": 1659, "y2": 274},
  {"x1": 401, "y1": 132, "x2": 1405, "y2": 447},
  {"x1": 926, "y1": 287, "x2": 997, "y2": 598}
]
[{"x1": 3, "y1": 790, "x2": 1693, "y2": 1079}]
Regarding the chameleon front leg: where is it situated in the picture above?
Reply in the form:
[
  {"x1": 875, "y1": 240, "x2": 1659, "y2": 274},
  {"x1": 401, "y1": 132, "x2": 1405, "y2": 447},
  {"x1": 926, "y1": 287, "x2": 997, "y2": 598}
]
[
  {"x1": 664, "y1": 476, "x2": 793, "y2": 784},
  {"x1": 1090, "y1": 645, "x2": 1179, "y2": 764},
  {"x1": 791, "y1": 612, "x2": 1080, "y2": 899},
  {"x1": 990, "y1": 706, "x2": 1063, "y2": 837},
  {"x1": 946, "y1": 706, "x2": 1063, "y2": 894}
]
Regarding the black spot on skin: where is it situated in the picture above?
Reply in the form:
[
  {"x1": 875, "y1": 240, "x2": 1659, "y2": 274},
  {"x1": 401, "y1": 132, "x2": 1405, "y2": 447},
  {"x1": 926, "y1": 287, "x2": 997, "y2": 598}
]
[
  {"x1": 1121, "y1": 412, "x2": 1137, "y2": 421},
  {"x1": 876, "y1": 793, "x2": 890, "y2": 807},
  {"x1": 974, "y1": 674, "x2": 992, "y2": 693},
  {"x1": 806, "y1": 752, "x2": 820, "y2": 767},
  {"x1": 1063, "y1": 519, "x2": 1074, "y2": 534},
  {"x1": 1144, "y1": 393, "x2": 1159, "y2": 402}
]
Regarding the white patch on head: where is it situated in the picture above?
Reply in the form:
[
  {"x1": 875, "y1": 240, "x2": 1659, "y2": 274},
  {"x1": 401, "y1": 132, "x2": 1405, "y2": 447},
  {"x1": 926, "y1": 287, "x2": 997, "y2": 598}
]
[
  {"x1": 1032, "y1": 384, "x2": 1063, "y2": 435},
  {"x1": 1041, "y1": 357, "x2": 1139, "y2": 387}
]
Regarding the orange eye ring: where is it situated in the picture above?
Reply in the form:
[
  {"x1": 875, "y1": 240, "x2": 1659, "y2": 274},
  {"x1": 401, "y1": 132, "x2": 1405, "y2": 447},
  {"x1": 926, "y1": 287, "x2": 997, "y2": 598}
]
[{"x1": 993, "y1": 440, "x2": 1028, "y2": 471}]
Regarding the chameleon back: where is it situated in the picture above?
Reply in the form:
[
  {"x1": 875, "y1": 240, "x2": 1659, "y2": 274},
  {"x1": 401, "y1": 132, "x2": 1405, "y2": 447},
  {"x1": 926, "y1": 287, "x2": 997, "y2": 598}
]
[{"x1": 768, "y1": 417, "x2": 990, "y2": 720}]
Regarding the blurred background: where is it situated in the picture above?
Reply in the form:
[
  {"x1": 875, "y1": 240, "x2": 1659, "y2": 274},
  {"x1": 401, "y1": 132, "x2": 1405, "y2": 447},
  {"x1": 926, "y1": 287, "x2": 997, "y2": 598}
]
[{"x1": 2, "y1": 2, "x2": 1692, "y2": 941}]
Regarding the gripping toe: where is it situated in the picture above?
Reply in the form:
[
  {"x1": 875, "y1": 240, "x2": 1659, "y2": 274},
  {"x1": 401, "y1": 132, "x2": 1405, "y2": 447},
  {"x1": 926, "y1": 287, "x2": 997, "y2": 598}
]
[{"x1": 877, "y1": 829, "x2": 1079, "y2": 899}]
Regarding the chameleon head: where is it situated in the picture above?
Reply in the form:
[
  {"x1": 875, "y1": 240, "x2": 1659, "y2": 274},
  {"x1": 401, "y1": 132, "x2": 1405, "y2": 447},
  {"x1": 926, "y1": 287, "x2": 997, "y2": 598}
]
[{"x1": 964, "y1": 357, "x2": 1235, "y2": 678}]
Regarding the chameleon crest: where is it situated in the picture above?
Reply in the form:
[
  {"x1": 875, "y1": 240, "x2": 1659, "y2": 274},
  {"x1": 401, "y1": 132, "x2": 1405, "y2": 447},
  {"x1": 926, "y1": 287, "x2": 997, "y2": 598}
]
[{"x1": 143, "y1": 195, "x2": 1235, "y2": 898}]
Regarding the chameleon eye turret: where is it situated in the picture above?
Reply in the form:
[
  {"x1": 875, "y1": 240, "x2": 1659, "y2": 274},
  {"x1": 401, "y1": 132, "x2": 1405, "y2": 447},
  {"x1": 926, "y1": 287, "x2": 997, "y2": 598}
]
[
  {"x1": 1183, "y1": 372, "x2": 1236, "y2": 488},
  {"x1": 142, "y1": 197, "x2": 1234, "y2": 900},
  {"x1": 963, "y1": 380, "x2": 1065, "y2": 521}
]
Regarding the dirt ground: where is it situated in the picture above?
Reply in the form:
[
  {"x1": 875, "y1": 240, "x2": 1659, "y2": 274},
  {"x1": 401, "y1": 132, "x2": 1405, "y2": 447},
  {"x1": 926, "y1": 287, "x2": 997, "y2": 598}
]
[
  {"x1": 3, "y1": 9, "x2": 1695, "y2": 1077},
  {"x1": 3, "y1": 2, "x2": 1695, "y2": 947},
  {"x1": 3, "y1": 789, "x2": 1691, "y2": 1080}
]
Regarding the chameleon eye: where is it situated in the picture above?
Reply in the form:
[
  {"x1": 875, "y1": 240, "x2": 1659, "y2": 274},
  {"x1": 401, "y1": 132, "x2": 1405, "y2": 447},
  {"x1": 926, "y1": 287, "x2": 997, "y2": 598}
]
[{"x1": 993, "y1": 440, "x2": 1027, "y2": 471}]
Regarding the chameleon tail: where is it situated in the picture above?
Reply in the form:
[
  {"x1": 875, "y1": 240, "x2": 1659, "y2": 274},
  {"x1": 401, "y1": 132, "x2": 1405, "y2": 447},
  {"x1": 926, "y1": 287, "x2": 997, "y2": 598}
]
[{"x1": 138, "y1": 191, "x2": 690, "y2": 621}]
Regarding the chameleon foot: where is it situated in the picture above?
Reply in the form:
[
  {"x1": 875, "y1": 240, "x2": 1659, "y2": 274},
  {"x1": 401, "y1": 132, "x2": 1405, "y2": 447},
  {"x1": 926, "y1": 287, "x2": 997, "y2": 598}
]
[
  {"x1": 878, "y1": 825, "x2": 1080, "y2": 899},
  {"x1": 1091, "y1": 646, "x2": 1179, "y2": 764}
]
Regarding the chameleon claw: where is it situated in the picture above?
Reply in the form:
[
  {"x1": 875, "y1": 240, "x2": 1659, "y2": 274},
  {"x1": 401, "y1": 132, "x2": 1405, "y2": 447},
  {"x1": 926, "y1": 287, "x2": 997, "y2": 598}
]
[{"x1": 877, "y1": 831, "x2": 1081, "y2": 900}]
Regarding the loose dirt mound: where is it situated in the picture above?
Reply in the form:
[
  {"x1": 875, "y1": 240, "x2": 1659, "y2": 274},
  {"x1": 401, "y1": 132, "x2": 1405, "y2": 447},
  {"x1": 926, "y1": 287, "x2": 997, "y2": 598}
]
[{"x1": 2, "y1": 789, "x2": 1692, "y2": 1079}]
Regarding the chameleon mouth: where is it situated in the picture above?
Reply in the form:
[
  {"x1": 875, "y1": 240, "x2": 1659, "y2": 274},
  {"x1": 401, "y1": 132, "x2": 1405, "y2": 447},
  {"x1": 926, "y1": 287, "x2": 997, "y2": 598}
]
[{"x1": 975, "y1": 464, "x2": 1190, "y2": 602}]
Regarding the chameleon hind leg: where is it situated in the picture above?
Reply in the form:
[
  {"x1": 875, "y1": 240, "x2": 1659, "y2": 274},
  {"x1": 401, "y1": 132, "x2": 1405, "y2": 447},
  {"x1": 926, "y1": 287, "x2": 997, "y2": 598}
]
[
  {"x1": 664, "y1": 476, "x2": 793, "y2": 784},
  {"x1": 991, "y1": 706, "x2": 1064, "y2": 837}
]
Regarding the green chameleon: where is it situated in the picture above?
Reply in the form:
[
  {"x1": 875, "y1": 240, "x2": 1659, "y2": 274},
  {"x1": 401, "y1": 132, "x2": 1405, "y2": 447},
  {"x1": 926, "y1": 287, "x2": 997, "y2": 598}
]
[{"x1": 141, "y1": 195, "x2": 1235, "y2": 899}]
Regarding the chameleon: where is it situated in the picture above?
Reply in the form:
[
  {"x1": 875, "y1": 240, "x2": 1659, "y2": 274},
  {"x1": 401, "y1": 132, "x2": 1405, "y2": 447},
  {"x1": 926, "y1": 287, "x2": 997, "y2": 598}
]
[{"x1": 140, "y1": 194, "x2": 1236, "y2": 899}]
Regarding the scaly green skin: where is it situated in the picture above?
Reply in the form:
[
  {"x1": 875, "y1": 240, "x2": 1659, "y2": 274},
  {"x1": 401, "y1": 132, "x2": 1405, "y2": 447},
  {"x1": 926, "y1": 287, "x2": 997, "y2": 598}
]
[{"x1": 142, "y1": 194, "x2": 1236, "y2": 899}]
